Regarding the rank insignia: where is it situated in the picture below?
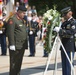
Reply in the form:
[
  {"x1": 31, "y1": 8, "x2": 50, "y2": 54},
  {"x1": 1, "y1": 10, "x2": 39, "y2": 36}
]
[{"x1": 19, "y1": 24, "x2": 23, "y2": 27}]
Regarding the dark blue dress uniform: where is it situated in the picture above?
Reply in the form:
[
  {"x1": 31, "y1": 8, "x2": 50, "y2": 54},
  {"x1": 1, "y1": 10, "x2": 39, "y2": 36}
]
[
  {"x1": 28, "y1": 20, "x2": 38, "y2": 56},
  {"x1": 59, "y1": 7, "x2": 76, "y2": 75},
  {"x1": 43, "y1": 49, "x2": 48, "y2": 57},
  {"x1": 0, "y1": 6, "x2": 7, "y2": 56},
  {"x1": 0, "y1": 21, "x2": 7, "y2": 55}
]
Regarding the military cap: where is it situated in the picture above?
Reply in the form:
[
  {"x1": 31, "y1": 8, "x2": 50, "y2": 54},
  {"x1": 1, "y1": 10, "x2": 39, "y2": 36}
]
[
  {"x1": 17, "y1": 5, "x2": 27, "y2": 11},
  {"x1": 61, "y1": 7, "x2": 71, "y2": 16}
]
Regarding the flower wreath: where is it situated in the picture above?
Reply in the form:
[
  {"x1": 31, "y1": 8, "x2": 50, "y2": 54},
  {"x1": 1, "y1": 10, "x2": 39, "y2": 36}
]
[{"x1": 42, "y1": 9, "x2": 61, "y2": 53}]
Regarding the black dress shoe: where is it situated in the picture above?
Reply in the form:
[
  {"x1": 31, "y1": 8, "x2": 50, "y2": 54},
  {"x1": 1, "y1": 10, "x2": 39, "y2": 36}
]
[
  {"x1": 28, "y1": 54, "x2": 35, "y2": 57},
  {"x1": 43, "y1": 55, "x2": 48, "y2": 57},
  {"x1": 1, "y1": 54, "x2": 6, "y2": 56}
]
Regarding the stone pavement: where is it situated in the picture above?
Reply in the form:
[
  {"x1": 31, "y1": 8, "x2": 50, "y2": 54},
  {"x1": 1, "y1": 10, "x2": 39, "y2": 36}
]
[{"x1": 0, "y1": 42, "x2": 76, "y2": 75}]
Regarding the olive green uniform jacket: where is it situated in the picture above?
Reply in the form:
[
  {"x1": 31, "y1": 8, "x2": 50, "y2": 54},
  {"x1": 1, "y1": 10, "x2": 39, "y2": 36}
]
[{"x1": 7, "y1": 14, "x2": 28, "y2": 50}]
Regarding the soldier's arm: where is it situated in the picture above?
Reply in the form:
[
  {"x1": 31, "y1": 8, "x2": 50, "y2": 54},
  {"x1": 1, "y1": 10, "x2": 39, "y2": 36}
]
[
  {"x1": 59, "y1": 21, "x2": 76, "y2": 37},
  {"x1": 7, "y1": 18, "x2": 15, "y2": 45}
]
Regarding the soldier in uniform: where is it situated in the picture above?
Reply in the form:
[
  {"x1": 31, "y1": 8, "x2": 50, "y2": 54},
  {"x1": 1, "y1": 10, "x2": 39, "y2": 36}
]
[
  {"x1": 0, "y1": 2, "x2": 7, "y2": 56},
  {"x1": 6, "y1": 5, "x2": 27, "y2": 75},
  {"x1": 0, "y1": 19, "x2": 7, "y2": 56},
  {"x1": 54, "y1": 7, "x2": 76, "y2": 75},
  {"x1": 28, "y1": 14, "x2": 38, "y2": 56}
]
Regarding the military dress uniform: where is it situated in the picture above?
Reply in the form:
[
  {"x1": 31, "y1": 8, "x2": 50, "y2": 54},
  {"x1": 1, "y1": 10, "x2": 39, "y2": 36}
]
[
  {"x1": 0, "y1": 21, "x2": 7, "y2": 55},
  {"x1": 28, "y1": 19, "x2": 38, "y2": 56},
  {"x1": 59, "y1": 7, "x2": 76, "y2": 75},
  {"x1": 0, "y1": 5, "x2": 7, "y2": 55},
  {"x1": 7, "y1": 6, "x2": 27, "y2": 75}
]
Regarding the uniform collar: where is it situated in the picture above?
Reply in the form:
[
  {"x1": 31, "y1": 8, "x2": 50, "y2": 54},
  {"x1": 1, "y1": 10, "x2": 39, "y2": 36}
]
[
  {"x1": 16, "y1": 13, "x2": 23, "y2": 21},
  {"x1": 16, "y1": 13, "x2": 25, "y2": 24},
  {"x1": 68, "y1": 17, "x2": 73, "y2": 21}
]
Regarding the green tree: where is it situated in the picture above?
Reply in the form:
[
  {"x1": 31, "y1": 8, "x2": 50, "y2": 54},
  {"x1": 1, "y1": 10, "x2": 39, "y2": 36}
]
[{"x1": 28, "y1": 0, "x2": 76, "y2": 18}]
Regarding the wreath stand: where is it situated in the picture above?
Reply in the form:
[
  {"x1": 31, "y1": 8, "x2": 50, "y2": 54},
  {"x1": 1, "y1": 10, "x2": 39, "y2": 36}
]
[{"x1": 43, "y1": 34, "x2": 75, "y2": 75}]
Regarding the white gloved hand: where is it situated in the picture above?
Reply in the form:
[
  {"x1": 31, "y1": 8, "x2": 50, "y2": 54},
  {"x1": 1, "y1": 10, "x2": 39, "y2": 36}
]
[
  {"x1": 0, "y1": 30, "x2": 3, "y2": 34},
  {"x1": 29, "y1": 31, "x2": 33, "y2": 35},
  {"x1": 53, "y1": 27, "x2": 60, "y2": 33},
  {"x1": 9, "y1": 45, "x2": 15, "y2": 51}
]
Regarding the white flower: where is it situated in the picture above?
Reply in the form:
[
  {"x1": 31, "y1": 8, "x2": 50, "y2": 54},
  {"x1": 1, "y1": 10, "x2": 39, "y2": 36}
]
[
  {"x1": 46, "y1": 10, "x2": 51, "y2": 14},
  {"x1": 43, "y1": 13, "x2": 47, "y2": 17},
  {"x1": 43, "y1": 40, "x2": 45, "y2": 44},
  {"x1": 48, "y1": 16, "x2": 53, "y2": 20},
  {"x1": 53, "y1": 10, "x2": 56, "y2": 16},
  {"x1": 43, "y1": 9, "x2": 60, "y2": 26}
]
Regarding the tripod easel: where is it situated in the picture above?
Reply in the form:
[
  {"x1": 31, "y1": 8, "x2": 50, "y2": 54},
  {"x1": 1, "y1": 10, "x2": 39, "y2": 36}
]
[{"x1": 43, "y1": 34, "x2": 75, "y2": 75}]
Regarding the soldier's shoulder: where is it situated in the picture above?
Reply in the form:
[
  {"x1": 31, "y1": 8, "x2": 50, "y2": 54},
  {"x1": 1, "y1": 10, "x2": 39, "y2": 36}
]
[
  {"x1": 7, "y1": 15, "x2": 16, "y2": 25},
  {"x1": 73, "y1": 19, "x2": 76, "y2": 24},
  {"x1": 70, "y1": 18, "x2": 76, "y2": 24},
  {"x1": 10, "y1": 14, "x2": 15, "y2": 19},
  {"x1": 72, "y1": 18, "x2": 76, "y2": 21},
  {"x1": 8, "y1": 14, "x2": 16, "y2": 21}
]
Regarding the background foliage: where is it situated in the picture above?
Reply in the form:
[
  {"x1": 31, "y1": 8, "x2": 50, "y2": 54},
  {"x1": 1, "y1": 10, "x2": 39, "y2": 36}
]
[{"x1": 28, "y1": 0, "x2": 76, "y2": 18}]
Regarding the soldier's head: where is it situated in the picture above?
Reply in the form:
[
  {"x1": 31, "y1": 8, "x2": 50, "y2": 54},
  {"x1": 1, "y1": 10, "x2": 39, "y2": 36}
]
[
  {"x1": 17, "y1": 5, "x2": 27, "y2": 19},
  {"x1": 61, "y1": 7, "x2": 73, "y2": 20}
]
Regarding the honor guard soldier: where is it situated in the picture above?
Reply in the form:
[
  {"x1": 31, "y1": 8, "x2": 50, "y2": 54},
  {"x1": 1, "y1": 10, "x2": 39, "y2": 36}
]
[
  {"x1": 54, "y1": 7, "x2": 76, "y2": 75},
  {"x1": 0, "y1": 3, "x2": 7, "y2": 56},
  {"x1": 7, "y1": 5, "x2": 27, "y2": 75},
  {"x1": 28, "y1": 14, "x2": 38, "y2": 56}
]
